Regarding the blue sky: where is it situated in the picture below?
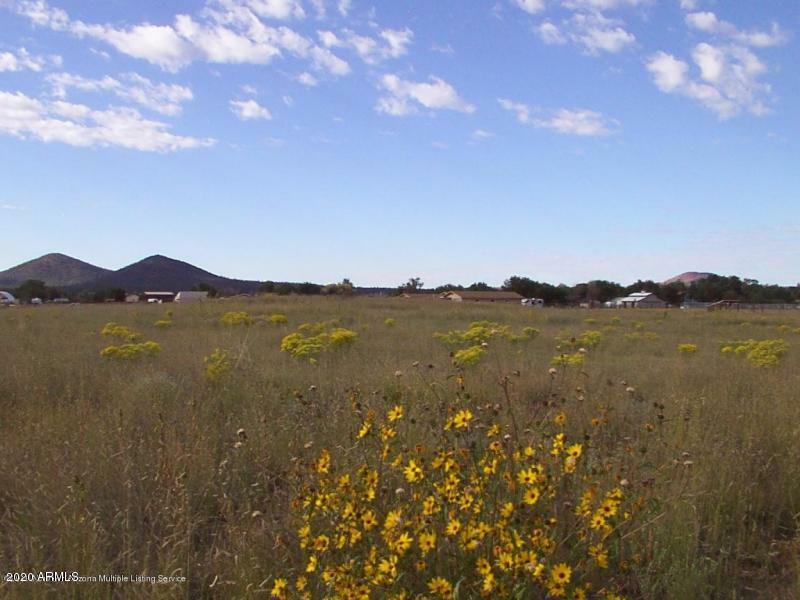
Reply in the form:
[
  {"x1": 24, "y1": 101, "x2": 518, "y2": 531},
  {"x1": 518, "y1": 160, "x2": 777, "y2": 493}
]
[{"x1": 1, "y1": 0, "x2": 797, "y2": 286}]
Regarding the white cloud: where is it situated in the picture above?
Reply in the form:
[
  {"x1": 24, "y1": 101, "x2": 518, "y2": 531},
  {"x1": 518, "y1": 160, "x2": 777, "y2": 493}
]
[
  {"x1": 309, "y1": 0, "x2": 325, "y2": 19},
  {"x1": 318, "y1": 27, "x2": 413, "y2": 64},
  {"x1": 46, "y1": 72, "x2": 193, "y2": 116},
  {"x1": 538, "y1": 108, "x2": 616, "y2": 135},
  {"x1": 685, "y1": 11, "x2": 788, "y2": 48},
  {"x1": 0, "y1": 47, "x2": 51, "y2": 72},
  {"x1": 296, "y1": 71, "x2": 319, "y2": 86},
  {"x1": 536, "y1": 21, "x2": 566, "y2": 45},
  {"x1": 72, "y1": 21, "x2": 195, "y2": 72},
  {"x1": 9, "y1": 0, "x2": 350, "y2": 75},
  {"x1": 216, "y1": 0, "x2": 306, "y2": 20},
  {"x1": 282, "y1": 94, "x2": 293, "y2": 106},
  {"x1": 562, "y1": 0, "x2": 645, "y2": 9},
  {"x1": 512, "y1": 0, "x2": 545, "y2": 15},
  {"x1": 172, "y1": 15, "x2": 279, "y2": 65},
  {"x1": 241, "y1": 83, "x2": 258, "y2": 94},
  {"x1": 646, "y1": 44, "x2": 771, "y2": 119},
  {"x1": 497, "y1": 98, "x2": 530, "y2": 123},
  {"x1": 230, "y1": 98, "x2": 272, "y2": 119},
  {"x1": 498, "y1": 98, "x2": 616, "y2": 135},
  {"x1": 1, "y1": 203, "x2": 26, "y2": 210},
  {"x1": 12, "y1": 0, "x2": 69, "y2": 29},
  {"x1": 0, "y1": 90, "x2": 213, "y2": 152},
  {"x1": 679, "y1": 0, "x2": 697, "y2": 10},
  {"x1": 337, "y1": 0, "x2": 352, "y2": 17},
  {"x1": 646, "y1": 51, "x2": 687, "y2": 92},
  {"x1": 471, "y1": 128, "x2": 494, "y2": 140},
  {"x1": 568, "y1": 12, "x2": 635, "y2": 54},
  {"x1": 376, "y1": 74, "x2": 475, "y2": 116},
  {"x1": 380, "y1": 28, "x2": 413, "y2": 58}
]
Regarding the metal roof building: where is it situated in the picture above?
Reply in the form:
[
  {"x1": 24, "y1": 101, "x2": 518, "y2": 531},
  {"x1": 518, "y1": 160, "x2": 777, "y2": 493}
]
[{"x1": 615, "y1": 291, "x2": 667, "y2": 308}]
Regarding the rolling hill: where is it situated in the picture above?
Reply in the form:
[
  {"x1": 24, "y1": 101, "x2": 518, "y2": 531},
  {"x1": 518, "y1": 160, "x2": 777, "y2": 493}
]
[
  {"x1": 82, "y1": 255, "x2": 263, "y2": 294},
  {"x1": 662, "y1": 272, "x2": 716, "y2": 285},
  {"x1": 0, "y1": 253, "x2": 110, "y2": 287}
]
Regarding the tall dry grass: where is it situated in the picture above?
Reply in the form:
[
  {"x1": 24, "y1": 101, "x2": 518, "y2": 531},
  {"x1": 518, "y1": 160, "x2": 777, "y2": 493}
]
[{"x1": 0, "y1": 298, "x2": 798, "y2": 598}]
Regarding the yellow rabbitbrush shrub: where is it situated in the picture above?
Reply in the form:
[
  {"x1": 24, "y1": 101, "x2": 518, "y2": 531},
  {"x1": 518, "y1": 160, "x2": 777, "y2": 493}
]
[
  {"x1": 204, "y1": 347, "x2": 232, "y2": 382},
  {"x1": 100, "y1": 321, "x2": 139, "y2": 342},
  {"x1": 100, "y1": 341, "x2": 161, "y2": 360},
  {"x1": 264, "y1": 313, "x2": 289, "y2": 325},
  {"x1": 719, "y1": 339, "x2": 789, "y2": 367},
  {"x1": 434, "y1": 321, "x2": 538, "y2": 349},
  {"x1": 281, "y1": 321, "x2": 358, "y2": 361},
  {"x1": 220, "y1": 311, "x2": 255, "y2": 326},
  {"x1": 276, "y1": 378, "x2": 665, "y2": 600}
]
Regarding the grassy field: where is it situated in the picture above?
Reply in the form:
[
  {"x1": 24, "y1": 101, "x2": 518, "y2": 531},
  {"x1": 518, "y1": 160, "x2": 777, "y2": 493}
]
[{"x1": 1, "y1": 297, "x2": 799, "y2": 599}]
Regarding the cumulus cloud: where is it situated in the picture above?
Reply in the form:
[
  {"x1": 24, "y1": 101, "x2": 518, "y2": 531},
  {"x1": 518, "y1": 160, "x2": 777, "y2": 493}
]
[
  {"x1": 0, "y1": 47, "x2": 52, "y2": 72},
  {"x1": 337, "y1": 0, "x2": 352, "y2": 17},
  {"x1": 567, "y1": 12, "x2": 635, "y2": 54},
  {"x1": 685, "y1": 11, "x2": 788, "y2": 48},
  {"x1": 510, "y1": 0, "x2": 638, "y2": 55},
  {"x1": 317, "y1": 27, "x2": 413, "y2": 64},
  {"x1": 0, "y1": 90, "x2": 213, "y2": 152},
  {"x1": 498, "y1": 98, "x2": 617, "y2": 136},
  {"x1": 7, "y1": 0, "x2": 351, "y2": 75},
  {"x1": 536, "y1": 21, "x2": 566, "y2": 45},
  {"x1": 296, "y1": 71, "x2": 319, "y2": 86},
  {"x1": 512, "y1": 0, "x2": 545, "y2": 15},
  {"x1": 229, "y1": 98, "x2": 272, "y2": 119},
  {"x1": 72, "y1": 21, "x2": 195, "y2": 72},
  {"x1": 376, "y1": 74, "x2": 475, "y2": 116},
  {"x1": 46, "y1": 72, "x2": 193, "y2": 116},
  {"x1": 646, "y1": 44, "x2": 771, "y2": 119},
  {"x1": 214, "y1": 0, "x2": 306, "y2": 21}
]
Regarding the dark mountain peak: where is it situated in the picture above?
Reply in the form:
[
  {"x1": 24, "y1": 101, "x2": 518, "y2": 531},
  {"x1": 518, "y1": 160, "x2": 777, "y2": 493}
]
[
  {"x1": 0, "y1": 253, "x2": 110, "y2": 287},
  {"x1": 89, "y1": 255, "x2": 260, "y2": 294}
]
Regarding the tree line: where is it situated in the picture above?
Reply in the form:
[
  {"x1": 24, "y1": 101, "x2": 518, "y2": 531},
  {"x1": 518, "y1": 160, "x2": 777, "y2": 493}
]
[{"x1": 6, "y1": 274, "x2": 798, "y2": 306}]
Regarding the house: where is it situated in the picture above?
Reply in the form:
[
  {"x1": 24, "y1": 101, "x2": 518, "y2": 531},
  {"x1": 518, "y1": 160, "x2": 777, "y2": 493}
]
[
  {"x1": 616, "y1": 291, "x2": 668, "y2": 308},
  {"x1": 0, "y1": 291, "x2": 16, "y2": 305},
  {"x1": 175, "y1": 291, "x2": 209, "y2": 303},
  {"x1": 125, "y1": 294, "x2": 140, "y2": 303},
  {"x1": 142, "y1": 291, "x2": 175, "y2": 303},
  {"x1": 440, "y1": 290, "x2": 524, "y2": 303}
]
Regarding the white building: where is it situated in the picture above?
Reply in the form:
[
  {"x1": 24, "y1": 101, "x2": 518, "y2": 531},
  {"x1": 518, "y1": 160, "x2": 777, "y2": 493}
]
[
  {"x1": 175, "y1": 291, "x2": 209, "y2": 303},
  {"x1": 615, "y1": 291, "x2": 668, "y2": 308}
]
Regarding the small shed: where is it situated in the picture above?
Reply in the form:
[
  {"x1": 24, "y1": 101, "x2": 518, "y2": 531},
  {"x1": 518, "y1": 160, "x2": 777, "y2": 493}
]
[
  {"x1": 440, "y1": 291, "x2": 524, "y2": 303},
  {"x1": 175, "y1": 291, "x2": 209, "y2": 303},
  {"x1": 125, "y1": 294, "x2": 140, "y2": 303},
  {"x1": 616, "y1": 291, "x2": 667, "y2": 308}
]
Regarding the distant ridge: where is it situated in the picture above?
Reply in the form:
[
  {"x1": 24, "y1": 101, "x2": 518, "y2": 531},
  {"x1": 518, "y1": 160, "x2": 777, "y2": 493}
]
[
  {"x1": 0, "y1": 253, "x2": 263, "y2": 294},
  {"x1": 662, "y1": 272, "x2": 716, "y2": 285},
  {"x1": 83, "y1": 255, "x2": 263, "y2": 294},
  {"x1": 0, "y1": 253, "x2": 110, "y2": 287}
]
